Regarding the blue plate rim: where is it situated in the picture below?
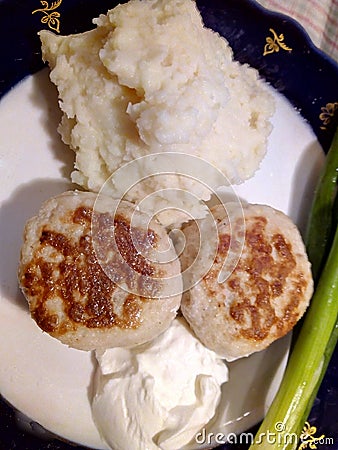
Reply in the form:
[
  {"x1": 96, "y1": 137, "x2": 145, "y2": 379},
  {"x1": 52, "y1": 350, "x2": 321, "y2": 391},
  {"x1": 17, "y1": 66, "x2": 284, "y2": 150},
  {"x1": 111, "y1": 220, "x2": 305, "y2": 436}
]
[{"x1": 0, "y1": 0, "x2": 337, "y2": 449}]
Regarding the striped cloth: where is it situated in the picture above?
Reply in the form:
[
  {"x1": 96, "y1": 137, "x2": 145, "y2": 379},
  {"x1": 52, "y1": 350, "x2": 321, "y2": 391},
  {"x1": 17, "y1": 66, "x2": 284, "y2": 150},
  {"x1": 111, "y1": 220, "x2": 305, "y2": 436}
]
[{"x1": 256, "y1": 0, "x2": 338, "y2": 62}]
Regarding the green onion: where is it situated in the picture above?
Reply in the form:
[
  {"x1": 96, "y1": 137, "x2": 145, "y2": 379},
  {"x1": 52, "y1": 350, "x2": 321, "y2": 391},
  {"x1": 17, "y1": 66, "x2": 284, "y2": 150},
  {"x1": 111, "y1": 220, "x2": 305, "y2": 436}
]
[
  {"x1": 305, "y1": 127, "x2": 338, "y2": 281},
  {"x1": 249, "y1": 127, "x2": 338, "y2": 449},
  {"x1": 249, "y1": 226, "x2": 338, "y2": 449}
]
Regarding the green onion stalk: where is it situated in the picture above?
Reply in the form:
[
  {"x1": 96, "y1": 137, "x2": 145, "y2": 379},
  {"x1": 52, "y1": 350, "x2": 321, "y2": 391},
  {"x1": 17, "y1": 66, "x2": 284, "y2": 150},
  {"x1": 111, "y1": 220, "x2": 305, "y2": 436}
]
[
  {"x1": 249, "y1": 127, "x2": 338, "y2": 450},
  {"x1": 306, "y1": 127, "x2": 338, "y2": 281}
]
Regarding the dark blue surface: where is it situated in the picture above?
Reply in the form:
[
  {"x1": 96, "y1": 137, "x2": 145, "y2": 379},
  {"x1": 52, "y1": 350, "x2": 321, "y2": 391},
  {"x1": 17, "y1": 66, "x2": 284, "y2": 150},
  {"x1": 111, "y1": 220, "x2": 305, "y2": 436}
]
[{"x1": 0, "y1": 0, "x2": 337, "y2": 449}]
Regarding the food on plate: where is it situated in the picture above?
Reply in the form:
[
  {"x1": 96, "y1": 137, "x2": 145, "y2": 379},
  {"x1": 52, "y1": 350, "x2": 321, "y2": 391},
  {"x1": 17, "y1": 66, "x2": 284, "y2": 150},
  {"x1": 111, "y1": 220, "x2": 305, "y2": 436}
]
[
  {"x1": 39, "y1": 0, "x2": 275, "y2": 226},
  {"x1": 14, "y1": 0, "x2": 314, "y2": 447},
  {"x1": 18, "y1": 191, "x2": 182, "y2": 351},
  {"x1": 92, "y1": 316, "x2": 228, "y2": 450},
  {"x1": 249, "y1": 128, "x2": 338, "y2": 449},
  {"x1": 306, "y1": 127, "x2": 338, "y2": 281},
  {"x1": 180, "y1": 203, "x2": 314, "y2": 360}
]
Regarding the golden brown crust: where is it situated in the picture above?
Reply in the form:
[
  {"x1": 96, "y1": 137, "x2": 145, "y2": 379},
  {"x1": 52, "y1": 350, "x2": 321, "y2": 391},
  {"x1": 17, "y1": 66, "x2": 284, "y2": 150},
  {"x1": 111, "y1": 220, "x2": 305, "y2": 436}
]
[
  {"x1": 19, "y1": 191, "x2": 182, "y2": 350},
  {"x1": 21, "y1": 207, "x2": 156, "y2": 334},
  {"x1": 180, "y1": 203, "x2": 313, "y2": 359}
]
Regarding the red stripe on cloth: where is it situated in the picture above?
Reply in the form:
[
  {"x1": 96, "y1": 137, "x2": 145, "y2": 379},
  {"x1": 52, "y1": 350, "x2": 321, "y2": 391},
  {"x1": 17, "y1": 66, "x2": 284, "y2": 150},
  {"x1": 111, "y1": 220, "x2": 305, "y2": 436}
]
[
  {"x1": 326, "y1": 9, "x2": 338, "y2": 29},
  {"x1": 322, "y1": 28, "x2": 338, "y2": 51},
  {"x1": 259, "y1": 0, "x2": 325, "y2": 35},
  {"x1": 258, "y1": 0, "x2": 338, "y2": 60},
  {"x1": 306, "y1": 0, "x2": 331, "y2": 17}
]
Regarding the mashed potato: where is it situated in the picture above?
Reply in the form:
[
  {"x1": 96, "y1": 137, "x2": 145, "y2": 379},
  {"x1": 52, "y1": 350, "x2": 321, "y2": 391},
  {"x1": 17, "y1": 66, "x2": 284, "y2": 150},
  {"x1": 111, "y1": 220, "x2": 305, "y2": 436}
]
[{"x1": 39, "y1": 0, "x2": 274, "y2": 226}]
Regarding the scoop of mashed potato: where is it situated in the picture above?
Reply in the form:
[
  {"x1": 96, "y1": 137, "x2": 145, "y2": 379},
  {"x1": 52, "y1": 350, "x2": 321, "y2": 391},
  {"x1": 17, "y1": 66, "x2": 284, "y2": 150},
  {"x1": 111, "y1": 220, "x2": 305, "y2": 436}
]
[{"x1": 39, "y1": 0, "x2": 274, "y2": 226}]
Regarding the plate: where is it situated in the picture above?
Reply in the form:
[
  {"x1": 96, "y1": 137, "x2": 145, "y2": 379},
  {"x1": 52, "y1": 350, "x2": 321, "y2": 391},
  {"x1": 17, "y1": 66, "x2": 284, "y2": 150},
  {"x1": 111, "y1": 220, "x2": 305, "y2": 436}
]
[{"x1": 0, "y1": 1, "x2": 337, "y2": 449}]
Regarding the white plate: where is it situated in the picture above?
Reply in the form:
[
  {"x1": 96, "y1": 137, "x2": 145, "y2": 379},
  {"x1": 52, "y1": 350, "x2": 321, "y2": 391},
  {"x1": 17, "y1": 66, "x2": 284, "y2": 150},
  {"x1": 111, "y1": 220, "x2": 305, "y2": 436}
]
[{"x1": 0, "y1": 65, "x2": 324, "y2": 449}]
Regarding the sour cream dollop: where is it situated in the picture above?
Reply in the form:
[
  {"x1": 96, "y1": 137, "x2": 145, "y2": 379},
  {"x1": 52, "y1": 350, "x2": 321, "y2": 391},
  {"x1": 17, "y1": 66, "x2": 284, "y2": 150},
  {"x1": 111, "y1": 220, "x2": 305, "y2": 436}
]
[{"x1": 92, "y1": 317, "x2": 228, "y2": 450}]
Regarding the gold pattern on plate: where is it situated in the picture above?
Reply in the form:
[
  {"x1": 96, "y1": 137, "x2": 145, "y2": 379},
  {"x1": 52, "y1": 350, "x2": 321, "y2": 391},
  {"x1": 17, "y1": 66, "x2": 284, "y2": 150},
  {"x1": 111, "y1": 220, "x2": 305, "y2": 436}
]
[
  {"x1": 319, "y1": 102, "x2": 338, "y2": 130},
  {"x1": 298, "y1": 422, "x2": 325, "y2": 450},
  {"x1": 263, "y1": 28, "x2": 292, "y2": 56},
  {"x1": 32, "y1": 0, "x2": 63, "y2": 33}
]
